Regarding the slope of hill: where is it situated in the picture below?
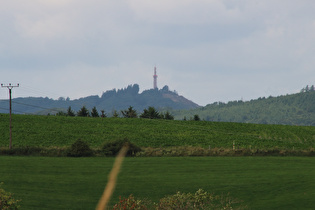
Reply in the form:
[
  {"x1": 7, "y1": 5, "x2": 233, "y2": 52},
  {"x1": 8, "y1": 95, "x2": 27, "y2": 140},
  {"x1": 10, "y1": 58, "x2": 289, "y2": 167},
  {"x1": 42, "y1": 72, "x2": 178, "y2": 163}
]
[
  {"x1": 0, "y1": 114, "x2": 315, "y2": 150},
  {"x1": 0, "y1": 84, "x2": 199, "y2": 115},
  {"x1": 173, "y1": 88, "x2": 315, "y2": 126}
]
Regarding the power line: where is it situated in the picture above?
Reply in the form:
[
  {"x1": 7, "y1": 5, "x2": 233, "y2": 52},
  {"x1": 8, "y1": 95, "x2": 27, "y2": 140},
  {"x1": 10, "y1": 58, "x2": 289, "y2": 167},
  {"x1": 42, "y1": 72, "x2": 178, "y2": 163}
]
[
  {"x1": 21, "y1": 85, "x2": 63, "y2": 99},
  {"x1": 0, "y1": 107, "x2": 10, "y2": 111},
  {"x1": 2, "y1": 100, "x2": 53, "y2": 114},
  {"x1": 0, "y1": 106, "x2": 35, "y2": 114},
  {"x1": 12, "y1": 101, "x2": 68, "y2": 113},
  {"x1": 13, "y1": 101, "x2": 56, "y2": 110}
]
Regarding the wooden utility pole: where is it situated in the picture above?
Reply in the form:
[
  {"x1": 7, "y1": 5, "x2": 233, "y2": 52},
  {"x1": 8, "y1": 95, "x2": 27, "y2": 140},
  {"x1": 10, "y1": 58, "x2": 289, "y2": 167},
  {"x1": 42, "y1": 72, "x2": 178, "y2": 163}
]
[{"x1": 1, "y1": 83, "x2": 19, "y2": 149}]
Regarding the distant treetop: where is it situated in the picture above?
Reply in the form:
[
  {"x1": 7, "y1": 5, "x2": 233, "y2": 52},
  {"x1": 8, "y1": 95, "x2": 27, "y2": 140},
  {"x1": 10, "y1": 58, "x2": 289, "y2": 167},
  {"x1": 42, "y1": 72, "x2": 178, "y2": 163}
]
[{"x1": 301, "y1": 85, "x2": 315, "y2": 93}]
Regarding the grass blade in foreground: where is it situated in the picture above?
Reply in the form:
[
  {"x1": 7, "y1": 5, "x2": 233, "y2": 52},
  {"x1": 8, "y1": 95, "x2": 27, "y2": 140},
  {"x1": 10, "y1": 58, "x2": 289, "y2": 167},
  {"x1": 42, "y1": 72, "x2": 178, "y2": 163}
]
[{"x1": 96, "y1": 146, "x2": 128, "y2": 210}]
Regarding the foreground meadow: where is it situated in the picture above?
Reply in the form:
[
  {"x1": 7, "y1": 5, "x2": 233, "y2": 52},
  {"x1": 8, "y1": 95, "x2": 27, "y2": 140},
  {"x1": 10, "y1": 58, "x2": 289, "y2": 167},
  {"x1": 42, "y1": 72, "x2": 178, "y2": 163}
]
[{"x1": 1, "y1": 156, "x2": 314, "y2": 209}]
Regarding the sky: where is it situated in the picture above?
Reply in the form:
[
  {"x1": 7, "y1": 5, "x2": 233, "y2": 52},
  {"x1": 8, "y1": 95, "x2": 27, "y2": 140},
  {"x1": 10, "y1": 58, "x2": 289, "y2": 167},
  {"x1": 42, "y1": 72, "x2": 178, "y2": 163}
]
[{"x1": 1, "y1": 0, "x2": 315, "y2": 106}]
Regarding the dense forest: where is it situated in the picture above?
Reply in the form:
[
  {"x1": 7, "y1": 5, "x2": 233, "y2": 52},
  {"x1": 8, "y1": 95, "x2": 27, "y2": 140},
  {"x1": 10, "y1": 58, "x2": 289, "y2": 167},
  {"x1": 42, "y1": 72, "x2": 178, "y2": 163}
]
[{"x1": 173, "y1": 85, "x2": 315, "y2": 126}]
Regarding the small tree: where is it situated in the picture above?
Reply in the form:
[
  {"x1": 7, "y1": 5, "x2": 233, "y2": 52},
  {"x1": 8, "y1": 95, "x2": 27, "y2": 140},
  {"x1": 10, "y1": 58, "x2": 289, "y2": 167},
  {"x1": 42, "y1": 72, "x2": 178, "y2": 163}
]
[
  {"x1": 101, "y1": 110, "x2": 107, "y2": 118},
  {"x1": 193, "y1": 114, "x2": 201, "y2": 121},
  {"x1": 77, "y1": 106, "x2": 90, "y2": 117},
  {"x1": 67, "y1": 139, "x2": 93, "y2": 157},
  {"x1": 121, "y1": 106, "x2": 137, "y2": 118},
  {"x1": 91, "y1": 106, "x2": 99, "y2": 117},
  {"x1": 67, "y1": 106, "x2": 75, "y2": 117},
  {"x1": 102, "y1": 138, "x2": 141, "y2": 156},
  {"x1": 305, "y1": 85, "x2": 310, "y2": 92},
  {"x1": 163, "y1": 111, "x2": 174, "y2": 120},
  {"x1": 140, "y1": 106, "x2": 161, "y2": 119},
  {"x1": 112, "y1": 110, "x2": 119, "y2": 118}
]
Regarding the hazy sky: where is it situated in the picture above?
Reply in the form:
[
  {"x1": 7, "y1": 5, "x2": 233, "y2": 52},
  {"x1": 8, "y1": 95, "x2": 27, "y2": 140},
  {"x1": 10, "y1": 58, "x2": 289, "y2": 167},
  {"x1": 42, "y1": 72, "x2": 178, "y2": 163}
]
[{"x1": 1, "y1": 0, "x2": 315, "y2": 106}]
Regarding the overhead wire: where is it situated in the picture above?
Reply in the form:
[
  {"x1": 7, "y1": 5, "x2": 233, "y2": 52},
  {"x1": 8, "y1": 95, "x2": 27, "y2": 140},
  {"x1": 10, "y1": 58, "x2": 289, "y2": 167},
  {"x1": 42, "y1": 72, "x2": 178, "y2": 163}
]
[
  {"x1": 13, "y1": 84, "x2": 101, "y2": 111},
  {"x1": 0, "y1": 83, "x2": 74, "y2": 114},
  {"x1": 12, "y1": 101, "x2": 64, "y2": 113},
  {"x1": 0, "y1": 107, "x2": 9, "y2": 112},
  {"x1": 2, "y1": 83, "x2": 111, "y2": 116},
  {"x1": 16, "y1": 85, "x2": 62, "y2": 99},
  {"x1": 0, "y1": 106, "x2": 31, "y2": 114}
]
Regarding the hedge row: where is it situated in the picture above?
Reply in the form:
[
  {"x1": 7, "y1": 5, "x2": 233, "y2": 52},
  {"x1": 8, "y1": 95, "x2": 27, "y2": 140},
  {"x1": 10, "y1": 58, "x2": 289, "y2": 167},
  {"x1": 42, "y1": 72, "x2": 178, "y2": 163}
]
[{"x1": 1, "y1": 142, "x2": 314, "y2": 157}]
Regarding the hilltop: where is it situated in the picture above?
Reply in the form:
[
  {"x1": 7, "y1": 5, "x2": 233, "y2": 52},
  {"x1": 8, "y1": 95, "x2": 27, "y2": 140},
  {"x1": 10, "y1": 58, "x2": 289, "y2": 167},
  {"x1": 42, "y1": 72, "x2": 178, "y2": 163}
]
[{"x1": 0, "y1": 84, "x2": 199, "y2": 115}]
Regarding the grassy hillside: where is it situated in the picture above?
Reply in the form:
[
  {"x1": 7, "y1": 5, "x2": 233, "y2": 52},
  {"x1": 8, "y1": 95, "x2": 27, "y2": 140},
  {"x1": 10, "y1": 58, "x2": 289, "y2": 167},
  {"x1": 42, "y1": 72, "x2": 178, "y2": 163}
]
[
  {"x1": 0, "y1": 114, "x2": 315, "y2": 150},
  {"x1": 173, "y1": 90, "x2": 315, "y2": 126}
]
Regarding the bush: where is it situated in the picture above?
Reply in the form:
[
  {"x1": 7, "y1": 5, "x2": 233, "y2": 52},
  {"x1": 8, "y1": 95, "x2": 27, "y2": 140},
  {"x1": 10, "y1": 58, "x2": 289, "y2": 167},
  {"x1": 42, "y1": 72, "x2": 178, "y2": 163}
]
[
  {"x1": 112, "y1": 195, "x2": 148, "y2": 210},
  {"x1": 156, "y1": 189, "x2": 246, "y2": 209},
  {"x1": 102, "y1": 138, "x2": 141, "y2": 156},
  {"x1": 67, "y1": 139, "x2": 93, "y2": 157},
  {"x1": 112, "y1": 189, "x2": 246, "y2": 209},
  {"x1": 0, "y1": 183, "x2": 21, "y2": 209},
  {"x1": 0, "y1": 146, "x2": 42, "y2": 156}
]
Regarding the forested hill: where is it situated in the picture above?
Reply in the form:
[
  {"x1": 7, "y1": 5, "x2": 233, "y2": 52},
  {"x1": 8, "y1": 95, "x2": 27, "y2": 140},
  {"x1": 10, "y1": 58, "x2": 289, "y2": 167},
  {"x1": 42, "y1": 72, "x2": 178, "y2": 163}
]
[
  {"x1": 173, "y1": 86, "x2": 315, "y2": 126},
  {"x1": 0, "y1": 84, "x2": 199, "y2": 115}
]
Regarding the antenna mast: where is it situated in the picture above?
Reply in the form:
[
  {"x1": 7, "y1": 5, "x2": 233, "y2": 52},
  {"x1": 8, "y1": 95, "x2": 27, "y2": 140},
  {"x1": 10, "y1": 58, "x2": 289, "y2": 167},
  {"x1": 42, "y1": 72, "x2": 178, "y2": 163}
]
[{"x1": 153, "y1": 66, "x2": 158, "y2": 89}]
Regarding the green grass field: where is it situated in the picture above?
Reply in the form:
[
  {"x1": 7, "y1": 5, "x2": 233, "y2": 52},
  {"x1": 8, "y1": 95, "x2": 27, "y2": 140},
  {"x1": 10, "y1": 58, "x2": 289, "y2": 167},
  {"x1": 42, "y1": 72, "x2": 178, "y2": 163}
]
[
  {"x1": 1, "y1": 156, "x2": 314, "y2": 209},
  {"x1": 1, "y1": 114, "x2": 315, "y2": 149},
  {"x1": 1, "y1": 114, "x2": 315, "y2": 209}
]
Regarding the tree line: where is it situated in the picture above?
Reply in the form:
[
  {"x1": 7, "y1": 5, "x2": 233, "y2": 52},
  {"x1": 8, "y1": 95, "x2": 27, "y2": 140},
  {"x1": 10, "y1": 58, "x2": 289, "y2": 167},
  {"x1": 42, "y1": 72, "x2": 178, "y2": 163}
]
[{"x1": 56, "y1": 106, "x2": 175, "y2": 120}]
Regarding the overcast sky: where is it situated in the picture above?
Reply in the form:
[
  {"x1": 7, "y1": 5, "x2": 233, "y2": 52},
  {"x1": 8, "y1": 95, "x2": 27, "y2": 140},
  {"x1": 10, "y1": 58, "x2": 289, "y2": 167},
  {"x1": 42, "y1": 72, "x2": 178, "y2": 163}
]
[{"x1": 1, "y1": 0, "x2": 315, "y2": 106}]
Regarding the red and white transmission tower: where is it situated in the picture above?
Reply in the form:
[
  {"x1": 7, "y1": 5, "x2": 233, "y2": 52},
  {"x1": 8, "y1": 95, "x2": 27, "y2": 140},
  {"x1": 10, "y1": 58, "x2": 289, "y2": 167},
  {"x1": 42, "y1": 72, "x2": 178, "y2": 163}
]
[{"x1": 153, "y1": 66, "x2": 158, "y2": 89}]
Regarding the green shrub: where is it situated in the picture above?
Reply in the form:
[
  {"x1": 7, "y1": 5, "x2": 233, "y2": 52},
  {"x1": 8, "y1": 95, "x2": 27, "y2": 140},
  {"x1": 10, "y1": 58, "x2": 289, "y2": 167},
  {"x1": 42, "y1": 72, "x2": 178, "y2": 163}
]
[
  {"x1": 102, "y1": 138, "x2": 141, "y2": 156},
  {"x1": 112, "y1": 189, "x2": 246, "y2": 209},
  {"x1": 39, "y1": 147, "x2": 68, "y2": 157},
  {"x1": 67, "y1": 139, "x2": 93, "y2": 157},
  {"x1": 156, "y1": 189, "x2": 246, "y2": 209},
  {"x1": 112, "y1": 195, "x2": 148, "y2": 210},
  {"x1": 0, "y1": 183, "x2": 21, "y2": 209}
]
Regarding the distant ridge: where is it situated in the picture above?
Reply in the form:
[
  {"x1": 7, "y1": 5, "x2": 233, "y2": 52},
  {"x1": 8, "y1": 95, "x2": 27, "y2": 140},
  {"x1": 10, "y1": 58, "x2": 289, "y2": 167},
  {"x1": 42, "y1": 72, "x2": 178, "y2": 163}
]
[
  {"x1": 2, "y1": 84, "x2": 314, "y2": 126},
  {"x1": 173, "y1": 85, "x2": 315, "y2": 126},
  {"x1": 0, "y1": 84, "x2": 199, "y2": 115}
]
